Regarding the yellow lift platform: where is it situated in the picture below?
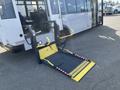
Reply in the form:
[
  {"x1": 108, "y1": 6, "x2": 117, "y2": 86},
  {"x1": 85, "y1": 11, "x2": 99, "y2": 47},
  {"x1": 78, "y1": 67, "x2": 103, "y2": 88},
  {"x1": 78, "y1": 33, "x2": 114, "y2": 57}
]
[
  {"x1": 38, "y1": 43, "x2": 95, "y2": 82},
  {"x1": 30, "y1": 21, "x2": 95, "y2": 82}
]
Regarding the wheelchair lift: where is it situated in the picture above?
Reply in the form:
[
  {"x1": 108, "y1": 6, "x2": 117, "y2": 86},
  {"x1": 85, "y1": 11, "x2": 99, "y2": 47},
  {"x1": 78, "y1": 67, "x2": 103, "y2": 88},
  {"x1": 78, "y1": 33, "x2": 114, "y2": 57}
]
[{"x1": 29, "y1": 21, "x2": 95, "y2": 82}]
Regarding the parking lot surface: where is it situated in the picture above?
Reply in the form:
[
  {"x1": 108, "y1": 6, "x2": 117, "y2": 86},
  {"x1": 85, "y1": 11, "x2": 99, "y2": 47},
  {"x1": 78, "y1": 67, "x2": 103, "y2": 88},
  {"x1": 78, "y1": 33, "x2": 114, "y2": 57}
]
[{"x1": 0, "y1": 15, "x2": 120, "y2": 90}]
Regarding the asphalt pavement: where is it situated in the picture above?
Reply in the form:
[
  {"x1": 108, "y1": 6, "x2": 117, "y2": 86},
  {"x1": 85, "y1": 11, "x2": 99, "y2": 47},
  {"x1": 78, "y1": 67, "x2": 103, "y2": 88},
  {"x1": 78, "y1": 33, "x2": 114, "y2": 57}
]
[{"x1": 0, "y1": 14, "x2": 120, "y2": 90}]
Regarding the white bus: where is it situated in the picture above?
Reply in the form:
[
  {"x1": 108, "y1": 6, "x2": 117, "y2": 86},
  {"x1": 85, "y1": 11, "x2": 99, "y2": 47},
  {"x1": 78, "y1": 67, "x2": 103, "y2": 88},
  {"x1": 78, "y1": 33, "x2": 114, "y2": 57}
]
[{"x1": 0, "y1": 0, "x2": 103, "y2": 51}]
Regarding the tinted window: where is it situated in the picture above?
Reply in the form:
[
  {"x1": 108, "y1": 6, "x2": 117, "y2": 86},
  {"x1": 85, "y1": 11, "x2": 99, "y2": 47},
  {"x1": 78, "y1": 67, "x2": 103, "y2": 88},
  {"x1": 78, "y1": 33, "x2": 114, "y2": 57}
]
[
  {"x1": 87, "y1": 0, "x2": 91, "y2": 11},
  {"x1": 76, "y1": 0, "x2": 89, "y2": 12},
  {"x1": 16, "y1": 0, "x2": 47, "y2": 17},
  {"x1": 66, "y1": 0, "x2": 76, "y2": 13},
  {"x1": 50, "y1": 0, "x2": 59, "y2": 14},
  {"x1": 60, "y1": 0, "x2": 66, "y2": 14},
  {"x1": 76, "y1": 0, "x2": 85, "y2": 12},
  {"x1": 84, "y1": 0, "x2": 88, "y2": 12},
  {"x1": 1, "y1": 0, "x2": 16, "y2": 19}
]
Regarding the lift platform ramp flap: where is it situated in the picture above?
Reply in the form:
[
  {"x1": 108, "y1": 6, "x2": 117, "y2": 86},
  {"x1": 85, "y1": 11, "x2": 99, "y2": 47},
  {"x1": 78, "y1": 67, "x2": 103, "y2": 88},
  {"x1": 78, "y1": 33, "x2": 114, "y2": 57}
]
[{"x1": 38, "y1": 43, "x2": 95, "y2": 82}]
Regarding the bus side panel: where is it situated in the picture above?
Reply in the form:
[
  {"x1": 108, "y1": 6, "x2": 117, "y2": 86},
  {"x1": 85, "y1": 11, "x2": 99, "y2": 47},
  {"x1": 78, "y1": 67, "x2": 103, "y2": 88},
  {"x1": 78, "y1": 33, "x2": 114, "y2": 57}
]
[
  {"x1": 62, "y1": 12, "x2": 92, "y2": 34},
  {"x1": 0, "y1": 0, "x2": 25, "y2": 46}
]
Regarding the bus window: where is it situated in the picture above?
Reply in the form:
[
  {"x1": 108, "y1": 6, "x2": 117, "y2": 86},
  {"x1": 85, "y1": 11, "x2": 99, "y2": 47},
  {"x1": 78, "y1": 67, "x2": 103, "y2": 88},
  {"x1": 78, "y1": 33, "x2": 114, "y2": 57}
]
[
  {"x1": 66, "y1": 0, "x2": 76, "y2": 13},
  {"x1": 17, "y1": 1, "x2": 24, "y2": 4},
  {"x1": 1, "y1": 0, "x2": 16, "y2": 19},
  {"x1": 26, "y1": 1, "x2": 31, "y2": 4},
  {"x1": 84, "y1": 0, "x2": 88, "y2": 12},
  {"x1": 60, "y1": 0, "x2": 67, "y2": 15},
  {"x1": 16, "y1": 0, "x2": 47, "y2": 17},
  {"x1": 87, "y1": 0, "x2": 91, "y2": 12},
  {"x1": 76, "y1": 0, "x2": 85, "y2": 12},
  {"x1": 76, "y1": 0, "x2": 81, "y2": 12},
  {"x1": 50, "y1": 0, "x2": 59, "y2": 14}
]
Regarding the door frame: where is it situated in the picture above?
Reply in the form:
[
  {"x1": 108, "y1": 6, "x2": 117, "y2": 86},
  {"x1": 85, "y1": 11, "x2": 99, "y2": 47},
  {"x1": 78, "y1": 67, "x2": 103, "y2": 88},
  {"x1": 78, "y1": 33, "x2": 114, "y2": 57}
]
[
  {"x1": 91, "y1": 0, "x2": 98, "y2": 27},
  {"x1": 46, "y1": 0, "x2": 63, "y2": 30}
]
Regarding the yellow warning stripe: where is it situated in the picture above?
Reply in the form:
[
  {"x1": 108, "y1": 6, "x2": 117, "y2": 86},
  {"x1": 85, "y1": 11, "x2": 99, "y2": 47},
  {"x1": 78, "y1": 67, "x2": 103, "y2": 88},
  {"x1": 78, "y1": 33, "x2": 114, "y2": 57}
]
[
  {"x1": 59, "y1": 34, "x2": 73, "y2": 39},
  {"x1": 44, "y1": 59, "x2": 54, "y2": 67},
  {"x1": 71, "y1": 61, "x2": 89, "y2": 78},
  {"x1": 69, "y1": 61, "x2": 88, "y2": 76},
  {"x1": 37, "y1": 45, "x2": 45, "y2": 48},
  {"x1": 72, "y1": 61, "x2": 95, "y2": 82},
  {"x1": 39, "y1": 44, "x2": 58, "y2": 59},
  {"x1": 64, "y1": 49, "x2": 73, "y2": 54}
]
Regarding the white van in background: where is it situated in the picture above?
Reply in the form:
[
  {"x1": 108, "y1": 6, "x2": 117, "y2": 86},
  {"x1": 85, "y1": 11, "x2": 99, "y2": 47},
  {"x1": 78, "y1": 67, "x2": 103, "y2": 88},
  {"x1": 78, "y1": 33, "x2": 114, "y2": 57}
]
[
  {"x1": 113, "y1": 5, "x2": 120, "y2": 14},
  {"x1": 103, "y1": 3, "x2": 113, "y2": 15}
]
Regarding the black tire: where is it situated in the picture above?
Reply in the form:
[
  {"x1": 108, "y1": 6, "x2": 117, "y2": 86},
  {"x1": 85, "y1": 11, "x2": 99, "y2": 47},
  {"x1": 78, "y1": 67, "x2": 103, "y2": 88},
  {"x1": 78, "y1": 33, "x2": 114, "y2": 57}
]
[{"x1": 11, "y1": 47, "x2": 23, "y2": 53}]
